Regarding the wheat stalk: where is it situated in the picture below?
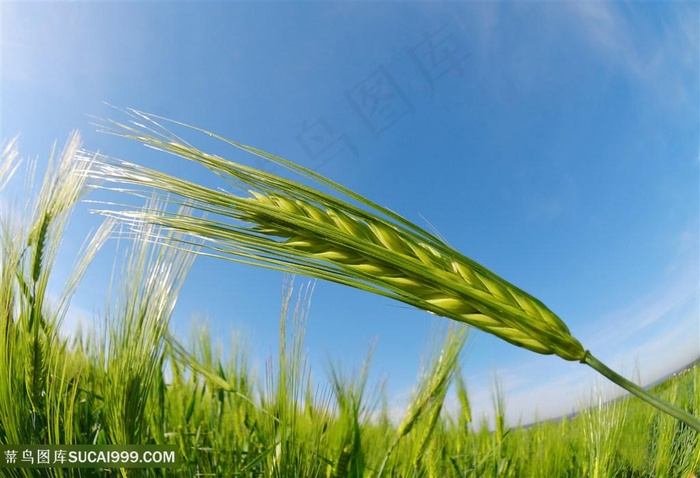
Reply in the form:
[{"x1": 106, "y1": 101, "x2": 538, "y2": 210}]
[{"x1": 89, "y1": 109, "x2": 700, "y2": 433}]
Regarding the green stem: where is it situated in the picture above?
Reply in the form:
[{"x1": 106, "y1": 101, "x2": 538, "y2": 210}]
[
  {"x1": 582, "y1": 351, "x2": 700, "y2": 433},
  {"x1": 376, "y1": 437, "x2": 399, "y2": 478}
]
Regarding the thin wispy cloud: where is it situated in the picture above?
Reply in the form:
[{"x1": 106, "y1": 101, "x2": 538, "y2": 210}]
[
  {"x1": 459, "y1": 2, "x2": 697, "y2": 109},
  {"x1": 442, "y1": 356, "x2": 588, "y2": 426},
  {"x1": 562, "y1": 2, "x2": 698, "y2": 107},
  {"x1": 584, "y1": 225, "x2": 698, "y2": 350}
]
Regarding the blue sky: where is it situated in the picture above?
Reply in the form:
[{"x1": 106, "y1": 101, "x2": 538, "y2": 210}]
[{"x1": 2, "y1": 2, "x2": 698, "y2": 425}]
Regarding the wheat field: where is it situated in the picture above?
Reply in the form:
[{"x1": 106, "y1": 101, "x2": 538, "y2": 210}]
[{"x1": 0, "y1": 129, "x2": 697, "y2": 477}]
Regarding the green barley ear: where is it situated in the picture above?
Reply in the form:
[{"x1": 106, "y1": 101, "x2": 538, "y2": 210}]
[
  {"x1": 89, "y1": 109, "x2": 700, "y2": 433},
  {"x1": 376, "y1": 325, "x2": 466, "y2": 477},
  {"x1": 91, "y1": 111, "x2": 583, "y2": 362},
  {"x1": 455, "y1": 367, "x2": 472, "y2": 429},
  {"x1": 1, "y1": 133, "x2": 109, "y2": 444},
  {"x1": 396, "y1": 326, "x2": 467, "y2": 440}
]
